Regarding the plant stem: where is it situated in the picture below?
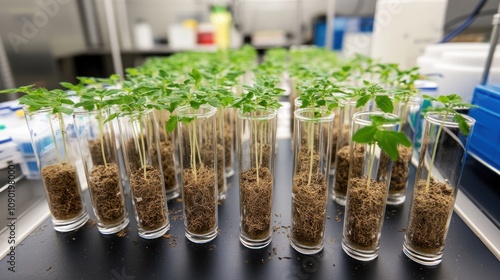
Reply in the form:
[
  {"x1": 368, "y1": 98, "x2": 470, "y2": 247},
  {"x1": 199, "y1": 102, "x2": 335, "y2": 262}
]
[
  {"x1": 159, "y1": 110, "x2": 167, "y2": 135},
  {"x1": 307, "y1": 120, "x2": 315, "y2": 186},
  {"x1": 57, "y1": 113, "x2": 68, "y2": 163},
  {"x1": 218, "y1": 108, "x2": 225, "y2": 168},
  {"x1": 132, "y1": 122, "x2": 143, "y2": 170},
  {"x1": 147, "y1": 115, "x2": 153, "y2": 153},
  {"x1": 131, "y1": 120, "x2": 142, "y2": 172},
  {"x1": 398, "y1": 101, "x2": 408, "y2": 133},
  {"x1": 259, "y1": 120, "x2": 263, "y2": 166},
  {"x1": 366, "y1": 143, "x2": 375, "y2": 190},
  {"x1": 97, "y1": 110, "x2": 108, "y2": 168},
  {"x1": 189, "y1": 122, "x2": 198, "y2": 182},
  {"x1": 139, "y1": 115, "x2": 147, "y2": 179},
  {"x1": 192, "y1": 121, "x2": 202, "y2": 167},
  {"x1": 48, "y1": 114, "x2": 62, "y2": 164},
  {"x1": 253, "y1": 117, "x2": 260, "y2": 185},
  {"x1": 425, "y1": 112, "x2": 448, "y2": 192}
]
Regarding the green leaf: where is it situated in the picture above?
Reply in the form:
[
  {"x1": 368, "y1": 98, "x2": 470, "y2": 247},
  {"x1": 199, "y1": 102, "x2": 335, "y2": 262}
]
[
  {"x1": 166, "y1": 116, "x2": 179, "y2": 133},
  {"x1": 352, "y1": 126, "x2": 377, "y2": 143},
  {"x1": 375, "y1": 130, "x2": 399, "y2": 161},
  {"x1": 74, "y1": 100, "x2": 96, "y2": 111},
  {"x1": 0, "y1": 88, "x2": 15, "y2": 94},
  {"x1": 447, "y1": 93, "x2": 462, "y2": 103},
  {"x1": 243, "y1": 103, "x2": 253, "y2": 113},
  {"x1": 60, "y1": 98, "x2": 75, "y2": 105},
  {"x1": 300, "y1": 99, "x2": 310, "y2": 108},
  {"x1": 384, "y1": 130, "x2": 411, "y2": 147},
  {"x1": 453, "y1": 114, "x2": 470, "y2": 135},
  {"x1": 356, "y1": 95, "x2": 371, "y2": 108},
  {"x1": 437, "y1": 95, "x2": 450, "y2": 104},
  {"x1": 190, "y1": 101, "x2": 202, "y2": 109},
  {"x1": 190, "y1": 69, "x2": 202, "y2": 83},
  {"x1": 180, "y1": 116, "x2": 195, "y2": 124},
  {"x1": 369, "y1": 115, "x2": 400, "y2": 126},
  {"x1": 221, "y1": 96, "x2": 234, "y2": 107},
  {"x1": 422, "y1": 94, "x2": 437, "y2": 101},
  {"x1": 109, "y1": 74, "x2": 121, "y2": 82},
  {"x1": 105, "y1": 112, "x2": 119, "y2": 123},
  {"x1": 207, "y1": 98, "x2": 221, "y2": 108},
  {"x1": 136, "y1": 96, "x2": 146, "y2": 105},
  {"x1": 375, "y1": 95, "x2": 394, "y2": 113},
  {"x1": 60, "y1": 82, "x2": 76, "y2": 90},
  {"x1": 53, "y1": 106, "x2": 73, "y2": 115},
  {"x1": 375, "y1": 130, "x2": 411, "y2": 161},
  {"x1": 167, "y1": 102, "x2": 178, "y2": 113},
  {"x1": 0, "y1": 85, "x2": 35, "y2": 94}
]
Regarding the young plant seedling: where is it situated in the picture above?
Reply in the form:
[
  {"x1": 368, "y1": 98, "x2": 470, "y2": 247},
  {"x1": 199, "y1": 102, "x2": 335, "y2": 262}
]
[
  {"x1": 392, "y1": 89, "x2": 419, "y2": 133},
  {"x1": 61, "y1": 74, "x2": 122, "y2": 93},
  {"x1": 374, "y1": 63, "x2": 399, "y2": 88},
  {"x1": 70, "y1": 83, "x2": 122, "y2": 168},
  {"x1": 297, "y1": 78, "x2": 344, "y2": 112},
  {"x1": 388, "y1": 65, "x2": 422, "y2": 130},
  {"x1": 109, "y1": 79, "x2": 168, "y2": 179},
  {"x1": 348, "y1": 54, "x2": 377, "y2": 84},
  {"x1": 164, "y1": 65, "x2": 233, "y2": 182},
  {"x1": 162, "y1": 69, "x2": 215, "y2": 182},
  {"x1": 228, "y1": 45, "x2": 258, "y2": 74},
  {"x1": 332, "y1": 65, "x2": 352, "y2": 84},
  {"x1": 297, "y1": 77, "x2": 344, "y2": 185},
  {"x1": 232, "y1": 77, "x2": 284, "y2": 184},
  {"x1": 1, "y1": 85, "x2": 87, "y2": 222},
  {"x1": 421, "y1": 93, "x2": 474, "y2": 191},
  {"x1": 352, "y1": 115, "x2": 412, "y2": 189},
  {"x1": 355, "y1": 80, "x2": 394, "y2": 113},
  {"x1": 395, "y1": 66, "x2": 421, "y2": 91}
]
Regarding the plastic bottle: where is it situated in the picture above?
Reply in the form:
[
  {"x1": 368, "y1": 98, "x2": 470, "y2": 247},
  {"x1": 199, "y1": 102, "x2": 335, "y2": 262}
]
[
  {"x1": 210, "y1": 5, "x2": 231, "y2": 50},
  {"x1": 134, "y1": 19, "x2": 154, "y2": 49}
]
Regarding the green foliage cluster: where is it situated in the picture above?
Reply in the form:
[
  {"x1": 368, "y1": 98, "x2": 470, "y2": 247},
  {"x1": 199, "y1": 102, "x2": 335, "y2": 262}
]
[
  {"x1": 286, "y1": 51, "x2": 422, "y2": 162},
  {"x1": 352, "y1": 115, "x2": 411, "y2": 161},
  {"x1": 423, "y1": 94, "x2": 474, "y2": 136},
  {"x1": 0, "y1": 47, "x2": 476, "y2": 165},
  {"x1": 421, "y1": 94, "x2": 475, "y2": 191}
]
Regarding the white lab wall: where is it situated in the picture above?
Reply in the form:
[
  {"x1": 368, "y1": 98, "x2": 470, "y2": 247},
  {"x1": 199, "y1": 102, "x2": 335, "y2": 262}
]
[
  {"x1": 89, "y1": 0, "x2": 500, "y2": 50},
  {"x1": 0, "y1": 0, "x2": 86, "y2": 57},
  {"x1": 0, "y1": 0, "x2": 86, "y2": 88},
  {"x1": 90, "y1": 0, "x2": 377, "y2": 48},
  {"x1": 47, "y1": 1, "x2": 87, "y2": 58}
]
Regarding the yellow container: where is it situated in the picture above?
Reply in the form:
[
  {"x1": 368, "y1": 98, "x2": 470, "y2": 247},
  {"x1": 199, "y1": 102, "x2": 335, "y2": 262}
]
[{"x1": 210, "y1": 6, "x2": 231, "y2": 50}]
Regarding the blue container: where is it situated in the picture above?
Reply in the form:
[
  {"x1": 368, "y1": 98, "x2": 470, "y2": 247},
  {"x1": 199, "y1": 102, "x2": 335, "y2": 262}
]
[
  {"x1": 18, "y1": 135, "x2": 53, "y2": 156},
  {"x1": 468, "y1": 84, "x2": 500, "y2": 172},
  {"x1": 314, "y1": 17, "x2": 347, "y2": 50},
  {"x1": 314, "y1": 17, "x2": 374, "y2": 51},
  {"x1": 20, "y1": 156, "x2": 41, "y2": 180}
]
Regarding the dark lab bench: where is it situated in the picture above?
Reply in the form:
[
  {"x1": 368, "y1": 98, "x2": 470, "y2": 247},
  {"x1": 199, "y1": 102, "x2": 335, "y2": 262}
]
[{"x1": 1, "y1": 139, "x2": 499, "y2": 279}]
